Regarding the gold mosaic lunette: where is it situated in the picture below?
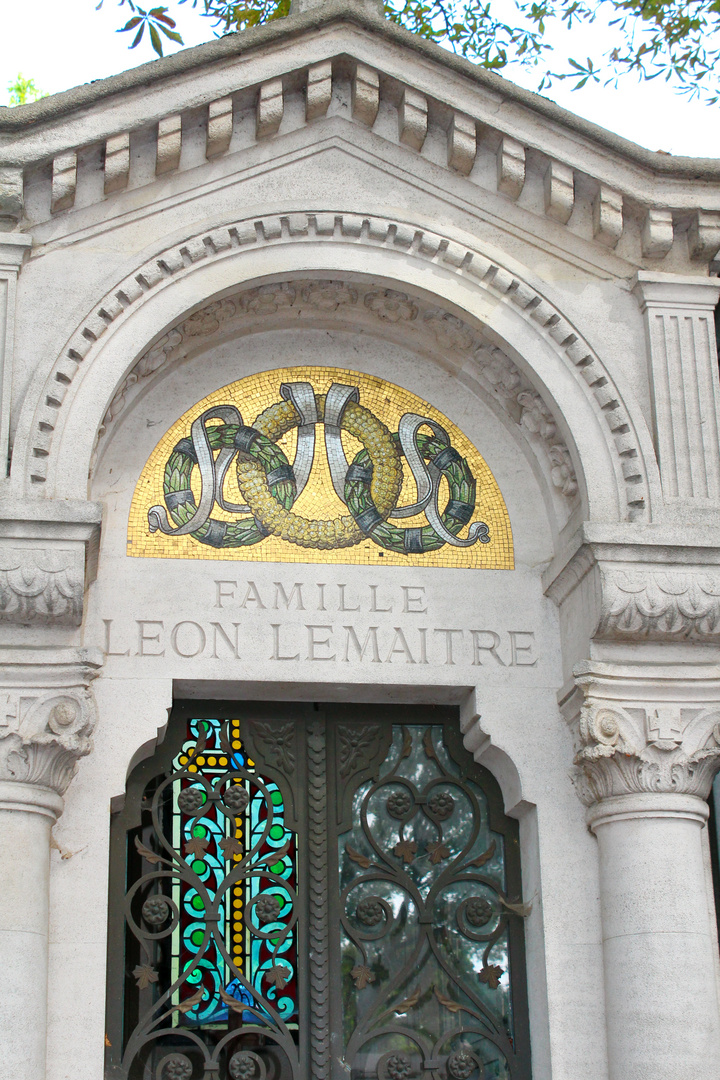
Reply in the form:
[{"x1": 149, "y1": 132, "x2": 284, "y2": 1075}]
[{"x1": 127, "y1": 366, "x2": 514, "y2": 569}]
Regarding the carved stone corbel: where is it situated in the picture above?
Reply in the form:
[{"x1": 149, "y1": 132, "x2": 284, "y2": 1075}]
[{"x1": 0, "y1": 647, "x2": 102, "y2": 796}]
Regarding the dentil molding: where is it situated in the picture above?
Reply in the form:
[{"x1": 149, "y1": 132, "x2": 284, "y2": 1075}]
[
  {"x1": 24, "y1": 211, "x2": 648, "y2": 518},
  {"x1": 96, "y1": 277, "x2": 579, "y2": 504},
  {"x1": 0, "y1": 648, "x2": 102, "y2": 796}
]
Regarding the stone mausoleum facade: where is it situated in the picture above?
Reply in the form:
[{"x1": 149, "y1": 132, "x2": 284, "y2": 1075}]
[{"x1": 2, "y1": 2, "x2": 720, "y2": 1079}]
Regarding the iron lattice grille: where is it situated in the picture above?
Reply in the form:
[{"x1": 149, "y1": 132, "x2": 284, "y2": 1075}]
[{"x1": 105, "y1": 704, "x2": 530, "y2": 1080}]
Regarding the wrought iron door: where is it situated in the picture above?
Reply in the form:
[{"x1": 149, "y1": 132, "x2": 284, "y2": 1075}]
[{"x1": 105, "y1": 703, "x2": 530, "y2": 1080}]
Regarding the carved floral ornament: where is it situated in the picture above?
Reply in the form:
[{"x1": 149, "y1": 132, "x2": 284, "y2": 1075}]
[
  {"x1": 570, "y1": 696, "x2": 720, "y2": 804},
  {"x1": 0, "y1": 677, "x2": 99, "y2": 795},
  {"x1": 547, "y1": 550, "x2": 720, "y2": 644},
  {"x1": 597, "y1": 567, "x2": 720, "y2": 641},
  {"x1": 100, "y1": 278, "x2": 578, "y2": 509},
  {"x1": 26, "y1": 212, "x2": 648, "y2": 519},
  {"x1": 0, "y1": 547, "x2": 84, "y2": 627}
]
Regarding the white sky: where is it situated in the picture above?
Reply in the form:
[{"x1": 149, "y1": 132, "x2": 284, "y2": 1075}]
[{"x1": 1, "y1": 0, "x2": 720, "y2": 157}]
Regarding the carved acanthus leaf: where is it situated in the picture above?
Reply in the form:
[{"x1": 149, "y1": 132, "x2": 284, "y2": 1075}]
[
  {"x1": 0, "y1": 684, "x2": 98, "y2": 794},
  {"x1": 0, "y1": 547, "x2": 84, "y2": 627},
  {"x1": 598, "y1": 568, "x2": 720, "y2": 641},
  {"x1": 570, "y1": 697, "x2": 720, "y2": 803},
  {"x1": 248, "y1": 720, "x2": 296, "y2": 773},
  {"x1": 424, "y1": 310, "x2": 475, "y2": 353},
  {"x1": 337, "y1": 723, "x2": 382, "y2": 779}
]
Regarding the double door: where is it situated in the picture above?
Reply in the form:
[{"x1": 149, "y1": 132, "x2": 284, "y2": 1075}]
[{"x1": 106, "y1": 702, "x2": 530, "y2": 1080}]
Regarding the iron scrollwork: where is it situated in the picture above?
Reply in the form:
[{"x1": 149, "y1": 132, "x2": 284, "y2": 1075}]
[
  {"x1": 335, "y1": 722, "x2": 529, "y2": 1080},
  {"x1": 107, "y1": 706, "x2": 529, "y2": 1080},
  {"x1": 107, "y1": 716, "x2": 300, "y2": 1080}
]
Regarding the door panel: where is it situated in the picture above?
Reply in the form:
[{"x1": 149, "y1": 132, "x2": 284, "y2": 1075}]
[{"x1": 106, "y1": 704, "x2": 530, "y2": 1080}]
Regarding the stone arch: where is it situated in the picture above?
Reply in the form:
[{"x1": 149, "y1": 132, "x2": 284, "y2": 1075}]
[{"x1": 11, "y1": 210, "x2": 660, "y2": 523}]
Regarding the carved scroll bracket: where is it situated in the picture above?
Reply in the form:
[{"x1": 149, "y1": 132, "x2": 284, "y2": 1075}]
[
  {"x1": 0, "y1": 498, "x2": 102, "y2": 626},
  {"x1": 544, "y1": 526, "x2": 720, "y2": 646},
  {"x1": 560, "y1": 661, "x2": 720, "y2": 805},
  {"x1": 0, "y1": 646, "x2": 102, "y2": 800}
]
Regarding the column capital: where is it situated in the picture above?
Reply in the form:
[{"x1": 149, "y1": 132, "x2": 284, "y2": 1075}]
[
  {"x1": 561, "y1": 661, "x2": 720, "y2": 805},
  {"x1": 0, "y1": 647, "x2": 102, "y2": 798},
  {"x1": 631, "y1": 271, "x2": 720, "y2": 502},
  {"x1": 632, "y1": 270, "x2": 720, "y2": 313}
]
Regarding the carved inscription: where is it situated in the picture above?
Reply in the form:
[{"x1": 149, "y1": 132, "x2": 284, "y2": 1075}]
[{"x1": 102, "y1": 579, "x2": 538, "y2": 667}]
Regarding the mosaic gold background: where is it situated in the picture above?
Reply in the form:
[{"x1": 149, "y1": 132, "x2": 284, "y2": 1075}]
[{"x1": 127, "y1": 366, "x2": 514, "y2": 569}]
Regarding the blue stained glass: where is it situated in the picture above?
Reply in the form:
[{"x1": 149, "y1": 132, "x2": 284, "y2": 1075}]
[{"x1": 170, "y1": 717, "x2": 298, "y2": 1030}]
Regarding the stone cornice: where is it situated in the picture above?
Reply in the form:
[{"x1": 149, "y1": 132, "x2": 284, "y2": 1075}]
[
  {"x1": 2, "y1": 11, "x2": 719, "y2": 274},
  {"x1": 0, "y1": 647, "x2": 102, "y2": 796},
  {"x1": 0, "y1": 497, "x2": 103, "y2": 539},
  {"x1": 1, "y1": 0, "x2": 719, "y2": 185}
]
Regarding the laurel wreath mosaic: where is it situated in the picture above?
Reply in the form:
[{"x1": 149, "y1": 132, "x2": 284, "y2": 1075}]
[{"x1": 128, "y1": 367, "x2": 513, "y2": 568}]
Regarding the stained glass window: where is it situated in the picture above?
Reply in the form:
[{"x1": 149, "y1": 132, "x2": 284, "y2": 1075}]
[
  {"x1": 106, "y1": 704, "x2": 530, "y2": 1080},
  {"x1": 106, "y1": 712, "x2": 299, "y2": 1080}
]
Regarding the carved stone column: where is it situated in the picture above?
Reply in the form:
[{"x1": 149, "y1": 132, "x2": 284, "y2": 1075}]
[
  {"x1": 0, "y1": 648, "x2": 101, "y2": 1080},
  {"x1": 562, "y1": 662, "x2": 720, "y2": 1080}
]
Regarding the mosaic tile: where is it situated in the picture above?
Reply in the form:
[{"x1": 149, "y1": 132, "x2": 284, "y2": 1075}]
[{"x1": 127, "y1": 367, "x2": 514, "y2": 569}]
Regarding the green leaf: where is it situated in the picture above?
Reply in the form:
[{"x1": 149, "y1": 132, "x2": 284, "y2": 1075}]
[
  {"x1": 158, "y1": 23, "x2": 184, "y2": 40},
  {"x1": 149, "y1": 21, "x2": 164, "y2": 54}
]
